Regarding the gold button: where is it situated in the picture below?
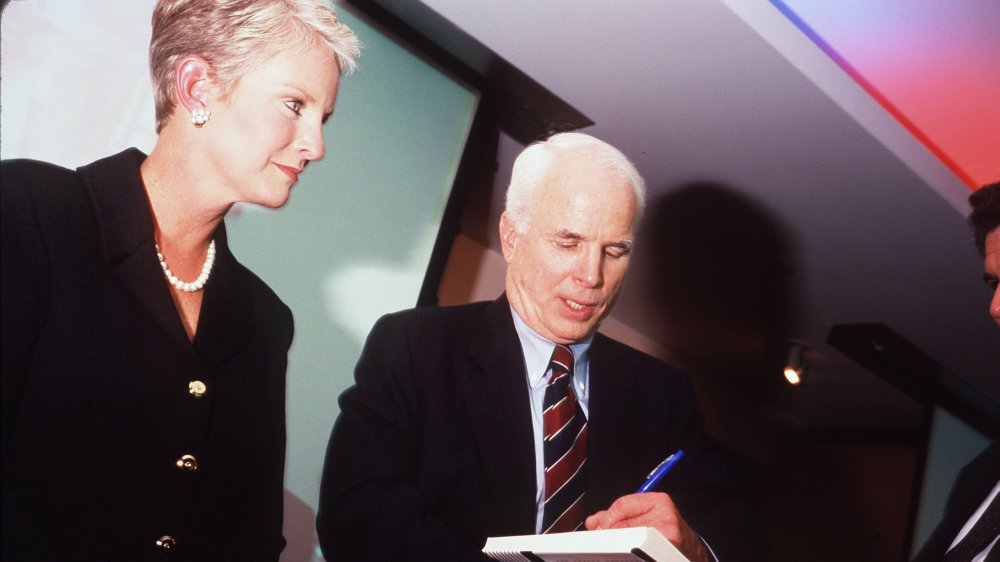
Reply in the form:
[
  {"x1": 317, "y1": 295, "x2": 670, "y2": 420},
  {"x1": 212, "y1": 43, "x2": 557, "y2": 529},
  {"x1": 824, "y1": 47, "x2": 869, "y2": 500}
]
[
  {"x1": 155, "y1": 535, "x2": 176, "y2": 550},
  {"x1": 176, "y1": 454, "x2": 198, "y2": 472},
  {"x1": 188, "y1": 380, "x2": 207, "y2": 398}
]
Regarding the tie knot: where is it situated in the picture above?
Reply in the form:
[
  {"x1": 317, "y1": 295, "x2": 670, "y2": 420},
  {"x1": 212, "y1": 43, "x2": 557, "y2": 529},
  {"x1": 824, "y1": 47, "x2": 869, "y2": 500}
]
[{"x1": 550, "y1": 344, "x2": 574, "y2": 375}]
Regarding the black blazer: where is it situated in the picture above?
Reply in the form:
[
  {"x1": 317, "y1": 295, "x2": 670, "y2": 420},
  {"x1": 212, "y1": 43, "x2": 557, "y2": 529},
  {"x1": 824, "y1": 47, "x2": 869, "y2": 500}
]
[
  {"x1": 1, "y1": 149, "x2": 293, "y2": 560},
  {"x1": 912, "y1": 441, "x2": 1000, "y2": 562},
  {"x1": 317, "y1": 296, "x2": 765, "y2": 561}
]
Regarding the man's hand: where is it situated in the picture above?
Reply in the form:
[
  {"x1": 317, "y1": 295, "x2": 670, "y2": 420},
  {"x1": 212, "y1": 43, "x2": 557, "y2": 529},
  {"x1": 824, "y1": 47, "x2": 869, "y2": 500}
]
[{"x1": 585, "y1": 493, "x2": 711, "y2": 562}]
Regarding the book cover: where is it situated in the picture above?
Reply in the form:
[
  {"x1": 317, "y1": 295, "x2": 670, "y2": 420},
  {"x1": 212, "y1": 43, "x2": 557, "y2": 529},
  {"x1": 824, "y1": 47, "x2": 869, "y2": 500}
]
[{"x1": 483, "y1": 527, "x2": 690, "y2": 562}]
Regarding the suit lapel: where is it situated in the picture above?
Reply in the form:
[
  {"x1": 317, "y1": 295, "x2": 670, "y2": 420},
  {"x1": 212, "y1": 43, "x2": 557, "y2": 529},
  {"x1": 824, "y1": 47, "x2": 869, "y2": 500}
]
[
  {"x1": 79, "y1": 149, "x2": 190, "y2": 348},
  {"x1": 462, "y1": 296, "x2": 537, "y2": 534},
  {"x1": 78, "y1": 149, "x2": 254, "y2": 367},
  {"x1": 937, "y1": 442, "x2": 1000, "y2": 556},
  {"x1": 586, "y1": 333, "x2": 644, "y2": 513},
  {"x1": 191, "y1": 224, "x2": 254, "y2": 370}
]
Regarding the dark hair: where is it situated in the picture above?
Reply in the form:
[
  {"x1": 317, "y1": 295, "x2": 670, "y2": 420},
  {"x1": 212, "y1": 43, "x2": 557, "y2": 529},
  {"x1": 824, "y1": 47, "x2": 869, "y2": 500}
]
[{"x1": 969, "y1": 181, "x2": 1000, "y2": 256}]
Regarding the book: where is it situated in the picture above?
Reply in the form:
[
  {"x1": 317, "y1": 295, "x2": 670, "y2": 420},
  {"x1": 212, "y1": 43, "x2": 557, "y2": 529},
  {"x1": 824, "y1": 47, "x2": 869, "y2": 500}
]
[{"x1": 482, "y1": 527, "x2": 691, "y2": 562}]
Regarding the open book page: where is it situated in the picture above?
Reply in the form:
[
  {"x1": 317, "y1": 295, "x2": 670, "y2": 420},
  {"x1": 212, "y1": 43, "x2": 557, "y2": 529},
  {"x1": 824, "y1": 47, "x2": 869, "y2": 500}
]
[{"x1": 483, "y1": 527, "x2": 691, "y2": 562}]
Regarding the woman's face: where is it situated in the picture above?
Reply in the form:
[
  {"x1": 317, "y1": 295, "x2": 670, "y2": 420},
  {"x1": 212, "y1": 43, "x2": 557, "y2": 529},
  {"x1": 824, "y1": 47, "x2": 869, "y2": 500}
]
[{"x1": 203, "y1": 40, "x2": 340, "y2": 209}]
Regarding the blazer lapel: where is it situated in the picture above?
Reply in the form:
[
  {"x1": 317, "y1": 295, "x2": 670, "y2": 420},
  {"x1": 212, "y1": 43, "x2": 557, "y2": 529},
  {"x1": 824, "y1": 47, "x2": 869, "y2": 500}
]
[
  {"x1": 78, "y1": 149, "x2": 254, "y2": 367},
  {"x1": 78, "y1": 149, "x2": 189, "y2": 348},
  {"x1": 462, "y1": 296, "x2": 537, "y2": 535},
  {"x1": 190, "y1": 223, "x2": 254, "y2": 370},
  {"x1": 937, "y1": 442, "x2": 1000, "y2": 556},
  {"x1": 586, "y1": 333, "x2": 645, "y2": 513}
]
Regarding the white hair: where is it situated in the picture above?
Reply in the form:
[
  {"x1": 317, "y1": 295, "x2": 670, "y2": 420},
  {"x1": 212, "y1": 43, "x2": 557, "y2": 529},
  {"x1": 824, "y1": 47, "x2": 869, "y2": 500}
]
[{"x1": 504, "y1": 132, "x2": 646, "y2": 232}]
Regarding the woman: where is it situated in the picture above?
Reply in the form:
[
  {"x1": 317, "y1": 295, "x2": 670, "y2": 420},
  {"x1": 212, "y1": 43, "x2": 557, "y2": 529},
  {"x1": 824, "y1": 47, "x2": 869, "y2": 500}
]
[{"x1": 0, "y1": 0, "x2": 358, "y2": 558}]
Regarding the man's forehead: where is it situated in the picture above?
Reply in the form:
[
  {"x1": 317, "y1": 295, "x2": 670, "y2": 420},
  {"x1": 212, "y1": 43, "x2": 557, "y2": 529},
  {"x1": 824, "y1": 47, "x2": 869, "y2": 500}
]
[
  {"x1": 533, "y1": 203, "x2": 637, "y2": 245},
  {"x1": 986, "y1": 229, "x2": 1000, "y2": 264},
  {"x1": 539, "y1": 162, "x2": 634, "y2": 203}
]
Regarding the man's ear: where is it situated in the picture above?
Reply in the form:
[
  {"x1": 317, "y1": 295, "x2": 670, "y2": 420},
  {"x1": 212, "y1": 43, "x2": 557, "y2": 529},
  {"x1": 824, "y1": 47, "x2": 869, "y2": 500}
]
[
  {"x1": 174, "y1": 55, "x2": 213, "y2": 114},
  {"x1": 499, "y1": 212, "x2": 518, "y2": 263}
]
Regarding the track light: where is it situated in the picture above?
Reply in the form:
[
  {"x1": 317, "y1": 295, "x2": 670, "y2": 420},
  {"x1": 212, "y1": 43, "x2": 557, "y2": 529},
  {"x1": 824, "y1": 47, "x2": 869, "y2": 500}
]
[{"x1": 783, "y1": 341, "x2": 808, "y2": 385}]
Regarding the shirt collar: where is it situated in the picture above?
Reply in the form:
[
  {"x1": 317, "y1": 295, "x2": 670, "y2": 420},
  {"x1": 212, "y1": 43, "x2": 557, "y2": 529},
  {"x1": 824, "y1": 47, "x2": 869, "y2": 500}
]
[{"x1": 509, "y1": 306, "x2": 592, "y2": 387}]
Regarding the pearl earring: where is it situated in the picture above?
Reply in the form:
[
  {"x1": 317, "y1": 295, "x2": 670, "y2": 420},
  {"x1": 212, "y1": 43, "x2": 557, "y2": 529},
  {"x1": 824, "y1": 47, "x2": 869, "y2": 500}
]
[{"x1": 191, "y1": 107, "x2": 211, "y2": 127}]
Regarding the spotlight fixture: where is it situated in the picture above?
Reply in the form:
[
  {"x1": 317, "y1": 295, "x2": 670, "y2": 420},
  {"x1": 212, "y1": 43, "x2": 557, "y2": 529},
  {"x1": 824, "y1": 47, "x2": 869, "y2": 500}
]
[{"x1": 783, "y1": 341, "x2": 808, "y2": 385}]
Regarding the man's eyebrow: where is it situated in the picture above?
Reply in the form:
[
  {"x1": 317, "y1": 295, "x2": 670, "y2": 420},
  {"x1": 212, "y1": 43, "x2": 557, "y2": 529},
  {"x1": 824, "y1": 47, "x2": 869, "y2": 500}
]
[
  {"x1": 550, "y1": 229, "x2": 633, "y2": 251},
  {"x1": 552, "y1": 229, "x2": 584, "y2": 240},
  {"x1": 985, "y1": 273, "x2": 999, "y2": 284}
]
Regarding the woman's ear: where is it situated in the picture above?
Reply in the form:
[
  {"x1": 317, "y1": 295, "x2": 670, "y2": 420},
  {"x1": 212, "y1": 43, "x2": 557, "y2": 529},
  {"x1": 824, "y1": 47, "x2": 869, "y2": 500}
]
[{"x1": 174, "y1": 56, "x2": 213, "y2": 124}]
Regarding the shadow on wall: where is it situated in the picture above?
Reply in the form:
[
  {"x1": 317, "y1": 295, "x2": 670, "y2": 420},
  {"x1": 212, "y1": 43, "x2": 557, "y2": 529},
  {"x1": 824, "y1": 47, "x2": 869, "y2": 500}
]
[
  {"x1": 636, "y1": 181, "x2": 798, "y2": 461},
  {"x1": 638, "y1": 183, "x2": 918, "y2": 562}
]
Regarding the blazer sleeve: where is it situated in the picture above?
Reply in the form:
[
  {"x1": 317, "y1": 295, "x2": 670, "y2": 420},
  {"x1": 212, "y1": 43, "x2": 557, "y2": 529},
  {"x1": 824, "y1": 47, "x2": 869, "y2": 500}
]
[
  {"x1": 660, "y1": 374, "x2": 767, "y2": 562},
  {"x1": 316, "y1": 314, "x2": 493, "y2": 562},
  {"x1": 1, "y1": 168, "x2": 51, "y2": 456},
  {"x1": 229, "y1": 286, "x2": 293, "y2": 560},
  {"x1": 589, "y1": 337, "x2": 766, "y2": 562}
]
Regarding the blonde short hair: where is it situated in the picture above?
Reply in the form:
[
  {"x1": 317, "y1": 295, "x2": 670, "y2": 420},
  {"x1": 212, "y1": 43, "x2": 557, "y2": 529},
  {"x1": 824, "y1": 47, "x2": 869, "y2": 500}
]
[{"x1": 150, "y1": 0, "x2": 360, "y2": 132}]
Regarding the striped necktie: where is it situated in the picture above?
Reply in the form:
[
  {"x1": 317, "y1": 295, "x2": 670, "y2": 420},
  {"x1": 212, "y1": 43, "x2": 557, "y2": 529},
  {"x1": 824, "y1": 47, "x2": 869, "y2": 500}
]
[{"x1": 541, "y1": 344, "x2": 589, "y2": 534}]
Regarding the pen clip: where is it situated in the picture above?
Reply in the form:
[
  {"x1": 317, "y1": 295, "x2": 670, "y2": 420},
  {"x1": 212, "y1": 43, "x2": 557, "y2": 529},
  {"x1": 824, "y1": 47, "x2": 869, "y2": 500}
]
[
  {"x1": 645, "y1": 451, "x2": 679, "y2": 479},
  {"x1": 637, "y1": 450, "x2": 685, "y2": 493}
]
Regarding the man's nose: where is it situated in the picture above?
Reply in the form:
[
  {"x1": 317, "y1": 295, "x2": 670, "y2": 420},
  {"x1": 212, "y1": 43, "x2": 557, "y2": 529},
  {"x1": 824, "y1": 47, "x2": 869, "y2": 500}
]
[
  {"x1": 991, "y1": 287, "x2": 1000, "y2": 326},
  {"x1": 574, "y1": 249, "x2": 603, "y2": 288}
]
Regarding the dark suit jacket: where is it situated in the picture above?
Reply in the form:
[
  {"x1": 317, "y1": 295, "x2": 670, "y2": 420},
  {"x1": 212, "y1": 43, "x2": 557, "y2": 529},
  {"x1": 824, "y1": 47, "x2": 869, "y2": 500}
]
[
  {"x1": 912, "y1": 441, "x2": 1000, "y2": 562},
  {"x1": 317, "y1": 296, "x2": 765, "y2": 561},
  {"x1": 1, "y1": 149, "x2": 293, "y2": 560}
]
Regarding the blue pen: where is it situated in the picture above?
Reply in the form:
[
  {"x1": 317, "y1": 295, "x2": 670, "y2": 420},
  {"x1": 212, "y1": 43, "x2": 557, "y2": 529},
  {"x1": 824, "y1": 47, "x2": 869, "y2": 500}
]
[{"x1": 637, "y1": 450, "x2": 685, "y2": 493}]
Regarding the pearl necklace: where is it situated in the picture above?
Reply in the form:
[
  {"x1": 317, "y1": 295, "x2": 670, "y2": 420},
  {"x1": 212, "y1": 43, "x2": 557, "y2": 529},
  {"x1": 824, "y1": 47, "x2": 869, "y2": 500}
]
[{"x1": 155, "y1": 240, "x2": 216, "y2": 292}]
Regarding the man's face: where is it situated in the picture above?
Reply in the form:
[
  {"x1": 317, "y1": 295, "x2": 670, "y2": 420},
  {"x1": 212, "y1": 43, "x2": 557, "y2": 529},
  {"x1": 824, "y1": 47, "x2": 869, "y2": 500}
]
[
  {"x1": 984, "y1": 229, "x2": 1000, "y2": 327},
  {"x1": 501, "y1": 157, "x2": 638, "y2": 344}
]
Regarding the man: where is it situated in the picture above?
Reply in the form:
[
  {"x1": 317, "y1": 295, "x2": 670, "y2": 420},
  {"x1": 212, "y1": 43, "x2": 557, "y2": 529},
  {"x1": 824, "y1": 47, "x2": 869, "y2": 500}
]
[
  {"x1": 912, "y1": 180, "x2": 1000, "y2": 562},
  {"x1": 317, "y1": 133, "x2": 765, "y2": 561},
  {"x1": 970, "y1": 181, "x2": 1000, "y2": 328}
]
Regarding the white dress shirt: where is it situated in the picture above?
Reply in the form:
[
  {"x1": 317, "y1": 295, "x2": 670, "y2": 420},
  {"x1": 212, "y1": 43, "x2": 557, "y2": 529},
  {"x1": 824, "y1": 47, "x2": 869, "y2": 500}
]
[{"x1": 510, "y1": 307, "x2": 592, "y2": 534}]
